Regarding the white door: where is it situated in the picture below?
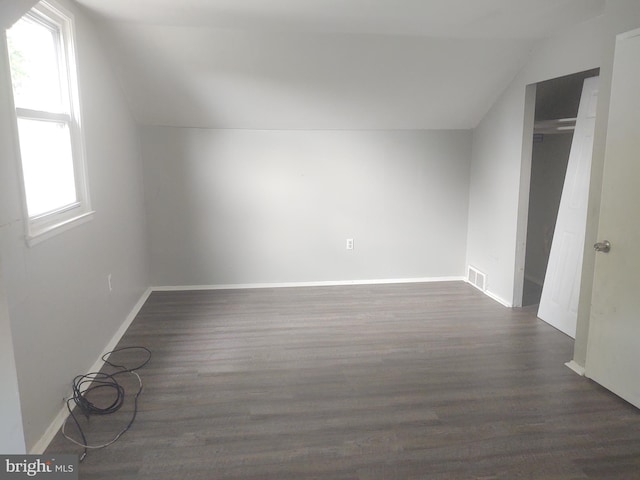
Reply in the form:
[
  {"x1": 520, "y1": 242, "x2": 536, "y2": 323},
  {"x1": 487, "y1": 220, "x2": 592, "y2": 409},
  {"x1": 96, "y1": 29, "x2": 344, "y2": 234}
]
[
  {"x1": 585, "y1": 29, "x2": 640, "y2": 409},
  {"x1": 537, "y1": 76, "x2": 599, "y2": 338}
]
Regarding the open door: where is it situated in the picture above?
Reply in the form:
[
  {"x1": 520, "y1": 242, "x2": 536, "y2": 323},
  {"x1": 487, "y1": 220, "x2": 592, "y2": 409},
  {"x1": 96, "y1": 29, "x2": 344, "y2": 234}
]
[
  {"x1": 537, "y1": 76, "x2": 599, "y2": 338},
  {"x1": 585, "y1": 29, "x2": 640, "y2": 409}
]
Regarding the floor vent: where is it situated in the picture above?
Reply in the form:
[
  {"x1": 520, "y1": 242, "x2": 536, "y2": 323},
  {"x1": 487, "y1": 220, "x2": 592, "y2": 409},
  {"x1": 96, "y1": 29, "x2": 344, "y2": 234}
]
[{"x1": 467, "y1": 265, "x2": 486, "y2": 291}]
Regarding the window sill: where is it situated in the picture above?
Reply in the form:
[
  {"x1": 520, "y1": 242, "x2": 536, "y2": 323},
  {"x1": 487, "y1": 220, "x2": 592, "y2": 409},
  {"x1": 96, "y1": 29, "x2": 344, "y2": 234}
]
[{"x1": 26, "y1": 210, "x2": 95, "y2": 247}]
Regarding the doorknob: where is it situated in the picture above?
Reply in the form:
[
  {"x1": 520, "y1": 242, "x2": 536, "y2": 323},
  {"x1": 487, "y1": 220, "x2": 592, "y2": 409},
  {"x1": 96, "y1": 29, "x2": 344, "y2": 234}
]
[{"x1": 594, "y1": 240, "x2": 611, "y2": 253}]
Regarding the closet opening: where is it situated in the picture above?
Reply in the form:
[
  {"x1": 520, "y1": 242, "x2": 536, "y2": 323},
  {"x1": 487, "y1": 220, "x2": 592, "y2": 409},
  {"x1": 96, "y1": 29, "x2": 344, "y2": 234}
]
[{"x1": 521, "y1": 68, "x2": 600, "y2": 309}]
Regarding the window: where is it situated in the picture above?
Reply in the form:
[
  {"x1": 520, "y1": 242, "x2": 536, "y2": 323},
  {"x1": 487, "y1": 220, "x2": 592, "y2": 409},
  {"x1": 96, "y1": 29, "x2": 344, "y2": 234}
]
[{"x1": 6, "y1": 1, "x2": 92, "y2": 244}]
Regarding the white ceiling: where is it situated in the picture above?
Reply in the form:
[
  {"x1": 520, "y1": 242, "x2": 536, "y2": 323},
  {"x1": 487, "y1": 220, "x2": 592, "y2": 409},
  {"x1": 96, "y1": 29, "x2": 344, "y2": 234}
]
[{"x1": 74, "y1": 0, "x2": 605, "y2": 129}]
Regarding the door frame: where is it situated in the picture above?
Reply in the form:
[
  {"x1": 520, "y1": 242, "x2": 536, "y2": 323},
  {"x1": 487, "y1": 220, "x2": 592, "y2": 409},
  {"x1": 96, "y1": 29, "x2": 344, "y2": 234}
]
[
  {"x1": 514, "y1": 64, "x2": 611, "y2": 370},
  {"x1": 513, "y1": 84, "x2": 537, "y2": 308}
]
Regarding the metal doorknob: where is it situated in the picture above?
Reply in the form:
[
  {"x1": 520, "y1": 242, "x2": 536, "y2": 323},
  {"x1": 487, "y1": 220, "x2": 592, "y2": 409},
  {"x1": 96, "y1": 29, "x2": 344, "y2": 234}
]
[{"x1": 594, "y1": 240, "x2": 611, "y2": 253}]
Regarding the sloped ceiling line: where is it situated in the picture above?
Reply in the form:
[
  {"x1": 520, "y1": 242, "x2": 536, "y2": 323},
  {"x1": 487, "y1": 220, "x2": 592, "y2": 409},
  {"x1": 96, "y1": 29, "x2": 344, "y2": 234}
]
[{"x1": 74, "y1": 0, "x2": 605, "y2": 130}]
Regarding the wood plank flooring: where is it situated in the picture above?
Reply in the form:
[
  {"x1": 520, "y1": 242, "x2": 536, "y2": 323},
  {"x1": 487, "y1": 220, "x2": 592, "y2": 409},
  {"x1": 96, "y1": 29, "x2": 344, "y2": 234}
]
[{"x1": 46, "y1": 282, "x2": 640, "y2": 479}]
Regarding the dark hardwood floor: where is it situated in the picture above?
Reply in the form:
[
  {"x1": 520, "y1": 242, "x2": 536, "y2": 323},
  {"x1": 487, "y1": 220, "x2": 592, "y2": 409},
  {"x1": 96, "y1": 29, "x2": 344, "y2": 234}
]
[{"x1": 46, "y1": 282, "x2": 640, "y2": 479}]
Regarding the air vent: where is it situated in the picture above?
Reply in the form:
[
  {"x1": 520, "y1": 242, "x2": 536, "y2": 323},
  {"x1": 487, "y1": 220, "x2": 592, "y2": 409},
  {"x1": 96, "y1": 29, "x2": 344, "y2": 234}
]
[{"x1": 467, "y1": 265, "x2": 486, "y2": 291}]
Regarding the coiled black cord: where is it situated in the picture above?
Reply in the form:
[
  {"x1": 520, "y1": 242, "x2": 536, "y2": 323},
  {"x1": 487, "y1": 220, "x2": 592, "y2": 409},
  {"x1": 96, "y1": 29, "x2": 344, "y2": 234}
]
[{"x1": 62, "y1": 346, "x2": 151, "y2": 462}]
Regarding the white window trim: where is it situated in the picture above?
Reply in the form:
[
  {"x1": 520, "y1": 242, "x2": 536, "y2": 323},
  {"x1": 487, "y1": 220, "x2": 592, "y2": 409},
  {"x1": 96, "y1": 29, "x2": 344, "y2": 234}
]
[
  {"x1": 8, "y1": 0, "x2": 93, "y2": 246},
  {"x1": 26, "y1": 210, "x2": 94, "y2": 246}
]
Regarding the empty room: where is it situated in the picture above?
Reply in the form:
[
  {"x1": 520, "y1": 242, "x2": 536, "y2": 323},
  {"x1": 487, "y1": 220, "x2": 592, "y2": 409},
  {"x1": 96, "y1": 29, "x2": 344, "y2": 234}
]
[{"x1": 1, "y1": 0, "x2": 640, "y2": 478}]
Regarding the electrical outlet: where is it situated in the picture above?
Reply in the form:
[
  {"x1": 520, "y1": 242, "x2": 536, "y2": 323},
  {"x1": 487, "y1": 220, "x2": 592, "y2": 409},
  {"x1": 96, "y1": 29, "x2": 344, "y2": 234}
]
[{"x1": 346, "y1": 238, "x2": 354, "y2": 250}]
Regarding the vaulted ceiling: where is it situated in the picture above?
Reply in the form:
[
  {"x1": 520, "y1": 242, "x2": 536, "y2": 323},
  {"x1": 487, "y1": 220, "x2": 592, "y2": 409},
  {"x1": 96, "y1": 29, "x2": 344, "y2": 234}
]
[{"x1": 74, "y1": 0, "x2": 605, "y2": 130}]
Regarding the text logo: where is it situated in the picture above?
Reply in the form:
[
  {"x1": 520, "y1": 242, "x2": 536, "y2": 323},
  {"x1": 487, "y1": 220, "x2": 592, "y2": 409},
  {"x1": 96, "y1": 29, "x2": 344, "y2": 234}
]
[{"x1": 0, "y1": 456, "x2": 77, "y2": 480}]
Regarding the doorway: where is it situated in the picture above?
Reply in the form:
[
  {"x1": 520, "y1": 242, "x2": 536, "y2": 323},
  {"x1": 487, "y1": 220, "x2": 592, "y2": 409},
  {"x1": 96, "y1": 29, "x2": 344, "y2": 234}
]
[{"x1": 522, "y1": 69, "x2": 599, "y2": 307}]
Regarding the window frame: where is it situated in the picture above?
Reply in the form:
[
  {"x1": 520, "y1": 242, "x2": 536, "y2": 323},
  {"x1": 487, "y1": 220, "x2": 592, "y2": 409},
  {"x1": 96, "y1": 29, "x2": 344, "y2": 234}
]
[{"x1": 7, "y1": 0, "x2": 93, "y2": 246}]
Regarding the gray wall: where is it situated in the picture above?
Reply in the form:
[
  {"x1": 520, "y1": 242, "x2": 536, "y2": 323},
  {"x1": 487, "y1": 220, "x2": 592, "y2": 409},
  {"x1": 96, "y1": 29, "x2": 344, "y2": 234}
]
[
  {"x1": 142, "y1": 128, "x2": 472, "y2": 286},
  {"x1": 0, "y1": 0, "x2": 38, "y2": 29},
  {"x1": 0, "y1": 0, "x2": 149, "y2": 451},
  {"x1": 0, "y1": 256, "x2": 25, "y2": 453}
]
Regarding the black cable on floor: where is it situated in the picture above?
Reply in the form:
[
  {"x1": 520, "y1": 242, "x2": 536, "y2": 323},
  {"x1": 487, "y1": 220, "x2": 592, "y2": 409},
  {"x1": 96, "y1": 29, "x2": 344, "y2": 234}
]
[{"x1": 61, "y1": 346, "x2": 151, "y2": 462}]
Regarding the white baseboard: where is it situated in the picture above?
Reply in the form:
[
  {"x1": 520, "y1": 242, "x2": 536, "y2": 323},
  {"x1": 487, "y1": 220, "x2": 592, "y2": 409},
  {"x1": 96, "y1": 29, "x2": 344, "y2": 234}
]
[
  {"x1": 565, "y1": 360, "x2": 586, "y2": 376},
  {"x1": 464, "y1": 280, "x2": 512, "y2": 308},
  {"x1": 152, "y1": 276, "x2": 465, "y2": 292},
  {"x1": 482, "y1": 288, "x2": 513, "y2": 308},
  {"x1": 30, "y1": 287, "x2": 153, "y2": 454}
]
